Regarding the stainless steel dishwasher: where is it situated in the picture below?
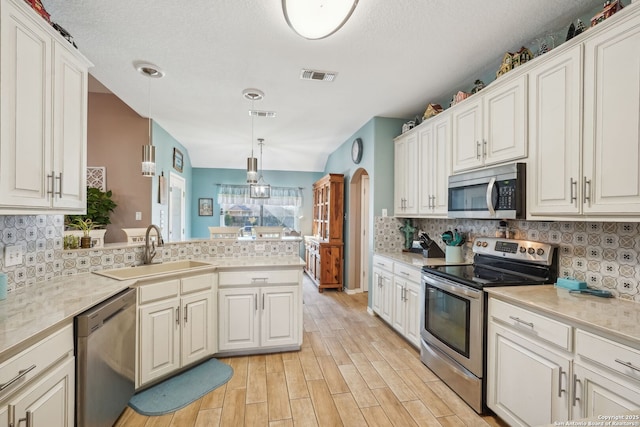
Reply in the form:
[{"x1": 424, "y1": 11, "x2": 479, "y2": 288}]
[{"x1": 76, "y1": 288, "x2": 136, "y2": 427}]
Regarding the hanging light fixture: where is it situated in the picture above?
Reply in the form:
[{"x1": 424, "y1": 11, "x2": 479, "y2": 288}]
[
  {"x1": 282, "y1": 0, "x2": 359, "y2": 40},
  {"x1": 136, "y1": 62, "x2": 165, "y2": 177},
  {"x1": 250, "y1": 138, "x2": 271, "y2": 199},
  {"x1": 243, "y1": 88, "x2": 264, "y2": 183}
]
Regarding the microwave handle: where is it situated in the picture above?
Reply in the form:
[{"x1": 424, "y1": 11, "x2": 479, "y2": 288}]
[{"x1": 486, "y1": 177, "x2": 497, "y2": 217}]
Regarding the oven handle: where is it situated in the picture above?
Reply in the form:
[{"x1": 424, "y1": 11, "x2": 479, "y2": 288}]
[
  {"x1": 422, "y1": 274, "x2": 481, "y2": 300},
  {"x1": 486, "y1": 177, "x2": 497, "y2": 217}
]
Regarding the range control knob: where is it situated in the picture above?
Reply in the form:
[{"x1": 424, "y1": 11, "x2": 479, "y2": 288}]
[
  {"x1": 476, "y1": 241, "x2": 482, "y2": 247},
  {"x1": 519, "y1": 246, "x2": 526, "y2": 253},
  {"x1": 482, "y1": 241, "x2": 488, "y2": 247},
  {"x1": 527, "y1": 247, "x2": 535, "y2": 255},
  {"x1": 537, "y1": 248, "x2": 545, "y2": 256}
]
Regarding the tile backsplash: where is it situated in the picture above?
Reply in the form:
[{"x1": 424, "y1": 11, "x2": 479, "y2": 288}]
[
  {"x1": 375, "y1": 216, "x2": 640, "y2": 302},
  {"x1": 0, "y1": 215, "x2": 300, "y2": 293}
]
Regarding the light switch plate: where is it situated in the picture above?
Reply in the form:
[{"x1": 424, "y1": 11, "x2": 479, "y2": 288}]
[{"x1": 4, "y1": 245, "x2": 23, "y2": 267}]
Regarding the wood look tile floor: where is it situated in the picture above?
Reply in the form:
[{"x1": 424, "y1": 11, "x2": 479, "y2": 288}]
[{"x1": 115, "y1": 275, "x2": 507, "y2": 427}]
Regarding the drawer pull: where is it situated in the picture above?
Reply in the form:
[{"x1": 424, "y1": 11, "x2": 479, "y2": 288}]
[
  {"x1": 400, "y1": 271, "x2": 410, "y2": 276},
  {"x1": 0, "y1": 364, "x2": 36, "y2": 391},
  {"x1": 251, "y1": 277, "x2": 268, "y2": 283},
  {"x1": 615, "y1": 359, "x2": 640, "y2": 372},
  {"x1": 509, "y1": 316, "x2": 534, "y2": 328}
]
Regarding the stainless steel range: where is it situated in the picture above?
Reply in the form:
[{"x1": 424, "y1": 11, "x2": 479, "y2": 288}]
[{"x1": 420, "y1": 237, "x2": 558, "y2": 413}]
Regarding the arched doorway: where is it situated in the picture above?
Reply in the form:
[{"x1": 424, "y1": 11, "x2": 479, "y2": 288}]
[{"x1": 347, "y1": 168, "x2": 370, "y2": 293}]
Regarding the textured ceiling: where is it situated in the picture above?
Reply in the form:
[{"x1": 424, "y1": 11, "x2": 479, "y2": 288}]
[{"x1": 42, "y1": 0, "x2": 601, "y2": 172}]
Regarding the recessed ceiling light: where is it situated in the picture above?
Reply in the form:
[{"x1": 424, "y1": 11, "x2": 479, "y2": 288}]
[{"x1": 134, "y1": 62, "x2": 165, "y2": 78}]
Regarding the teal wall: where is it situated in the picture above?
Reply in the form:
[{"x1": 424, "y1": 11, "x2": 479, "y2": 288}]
[
  {"x1": 190, "y1": 168, "x2": 323, "y2": 239},
  {"x1": 324, "y1": 116, "x2": 406, "y2": 299},
  {"x1": 151, "y1": 121, "x2": 193, "y2": 239}
]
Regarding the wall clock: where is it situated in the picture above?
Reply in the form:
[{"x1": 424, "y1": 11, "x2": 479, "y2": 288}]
[{"x1": 351, "y1": 138, "x2": 363, "y2": 164}]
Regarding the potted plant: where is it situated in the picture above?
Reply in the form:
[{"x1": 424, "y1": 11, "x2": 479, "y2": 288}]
[
  {"x1": 65, "y1": 187, "x2": 117, "y2": 248},
  {"x1": 67, "y1": 218, "x2": 96, "y2": 248}
]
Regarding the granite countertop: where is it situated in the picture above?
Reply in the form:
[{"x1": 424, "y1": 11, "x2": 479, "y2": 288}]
[
  {"x1": 0, "y1": 256, "x2": 304, "y2": 360},
  {"x1": 486, "y1": 285, "x2": 640, "y2": 347}
]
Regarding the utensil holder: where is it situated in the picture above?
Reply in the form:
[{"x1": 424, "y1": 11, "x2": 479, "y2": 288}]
[{"x1": 445, "y1": 246, "x2": 464, "y2": 263}]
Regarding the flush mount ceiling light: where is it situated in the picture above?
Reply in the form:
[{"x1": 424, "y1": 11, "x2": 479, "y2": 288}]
[
  {"x1": 136, "y1": 62, "x2": 165, "y2": 177},
  {"x1": 282, "y1": 0, "x2": 359, "y2": 40},
  {"x1": 243, "y1": 89, "x2": 264, "y2": 183}
]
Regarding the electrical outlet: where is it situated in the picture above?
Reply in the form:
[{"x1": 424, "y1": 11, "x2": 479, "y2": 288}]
[
  {"x1": 4, "y1": 245, "x2": 23, "y2": 267},
  {"x1": 255, "y1": 244, "x2": 265, "y2": 251},
  {"x1": 135, "y1": 212, "x2": 142, "y2": 221},
  {"x1": 382, "y1": 208, "x2": 388, "y2": 217}
]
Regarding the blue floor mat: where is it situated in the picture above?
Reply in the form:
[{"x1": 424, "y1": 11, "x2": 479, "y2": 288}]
[{"x1": 128, "y1": 358, "x2": 233, "y2": 416}]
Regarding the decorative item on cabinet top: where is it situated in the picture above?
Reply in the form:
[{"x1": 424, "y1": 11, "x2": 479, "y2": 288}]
[
  {"x1": 423, "y1": 103, "x2": 443, "y2": 120},
  {"x1": 450, "y1": 90, "x2": 471, "y2": 107},
  {"x1": 496, "y1": 46, "x2": 533, "y2": 78},
  {"x1": 24, "y1": 0, "x2": 50, "y2": 22},
  {"x1": 591, "y1": 0, "x2": 624, "y2": 27}
]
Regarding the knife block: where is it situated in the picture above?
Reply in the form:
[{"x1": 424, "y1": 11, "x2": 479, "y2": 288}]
[{"x1": 423, "y1": 244, "x2": 445, "y2": 259}]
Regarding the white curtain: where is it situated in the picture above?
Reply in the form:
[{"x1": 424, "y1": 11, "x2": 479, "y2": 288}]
[{"x1": 217, "y1": 185, "x2": 302, "y2": 207}]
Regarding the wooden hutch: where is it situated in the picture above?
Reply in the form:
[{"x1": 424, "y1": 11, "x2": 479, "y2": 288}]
[{"x1": 304, "y1": 174, "x2": 344, "y2": 292}]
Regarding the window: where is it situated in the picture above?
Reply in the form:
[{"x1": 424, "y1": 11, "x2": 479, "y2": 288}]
[{"x1": 217, "y1": 185, "x2": 303, "y2": 231}]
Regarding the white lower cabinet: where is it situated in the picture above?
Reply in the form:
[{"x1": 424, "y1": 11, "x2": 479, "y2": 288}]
[
  {"x1": 488, "y1": 321, "x2": 570, "y2": 426},
  {"x1": 391, "y1": 262, "x2": 421, "y2": 348},
  {"x1": 0, "y1": 324, "x2": 74, "y2": 427},
  {"x1": 372, "y1": 255, "x2": 393, "y2": 324},
  {"x1": 137, "y1": 273, "x2": 216, "y2": 387},
  {"x1": 371, "y1": 255, "x2": 421, "y2": 348},
  {"x1": 488, "y1": 297, "x2": 640, "y2": 426},
  {"x1": 6, "y1": 358, "x2": 74, "y2": 427},
  {"x1": 217, "y1": 267, "x2": 303, "y2": 353}
]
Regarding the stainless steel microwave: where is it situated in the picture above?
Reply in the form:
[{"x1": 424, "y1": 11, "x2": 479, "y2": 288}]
[{"x1": 447, "y1": 162, "x2": 525, "y2": 219}]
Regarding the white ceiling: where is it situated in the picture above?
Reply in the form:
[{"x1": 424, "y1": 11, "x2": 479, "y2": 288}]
[{"x1": 42, "y1": 0, "x2": 601, "y2": 172}]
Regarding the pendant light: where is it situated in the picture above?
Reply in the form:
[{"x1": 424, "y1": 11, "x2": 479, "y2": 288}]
[
  {"x1": 250, "y1": 138, "x2": 271, "y2": 199},
  {"x1": 136, "y1": 62, "x2": 164, "y2": 177},
  {"x1": 282, "y1": 0, "x2": 359, "y2": 40},
  {"x1": 243, "y1": 88, "x2": 264, "y2": 183}
]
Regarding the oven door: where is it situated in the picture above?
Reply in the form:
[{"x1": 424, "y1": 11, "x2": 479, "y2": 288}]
[{"x1": 421, "y1": 272, "x2": 484, "y2": 377}]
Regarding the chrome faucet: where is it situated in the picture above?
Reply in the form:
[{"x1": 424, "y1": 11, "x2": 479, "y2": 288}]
[{"x1": 143, "y1": 224, "x2": 164, "y2": 265}]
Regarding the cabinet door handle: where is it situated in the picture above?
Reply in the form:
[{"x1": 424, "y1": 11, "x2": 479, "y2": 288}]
[
  {"x1": 508, "y1": 315, "x2": 534, "y2": 328},
  {"x1": 255, "y1": 294, "x2": 258, "y2": 312},
  {"x1": 583, "y1": 177, "x2": 591, "y2": 205},
  {"x1": 17, "y1": 410, "x2": 32, "y2": 427},
  {"x1": 569, "y1": 178, "x2": 577, "y2": 204},
  {"x1": 0, "y1": 364, "x2": 36, "y2": 391},
  {"x1": 572, "y1": 374, "x2": 581, "y2": 407},
  {"x1": 55, "y1": 172, "x2": 63, "y2": 198},
  {"x1": 476, "y1": 141, "x2": 481, "y2": 159},
  {"x1": 615, "y1": 359, "x2": 640, "y2": 372},
  {"x1": 482, "y1": 140, "x2": 487, "y2": 158},
  {"x1": 47, "y1": 173, "x2": 55, "y2": 198},
  {"x1": 184, "y1": 305, "x2": 188, "y2": 323},
  {"x1": 176, "y1": 307, "x2": 180, "y2": 326},
  {"x1": 262, "y1": 294, "x2": 265, "y2": 310},
  {"x1": 558, "y1": 367, "x2": 566, "y2": 397}
]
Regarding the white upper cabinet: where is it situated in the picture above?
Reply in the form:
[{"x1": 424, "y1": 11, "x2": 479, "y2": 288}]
[
  {"x1": 528, "y1": 5, "x2": 640, "y2": 220},
  {"x1": 394, "y1": 131, "x2": 419, "y2": 216},
  {"x1": 452, "y1": 75, "x2": 527, "y2": 173},
  {"x1": 0, "y1": 0, "x2": 91, "y2": 214},
  {"x1": 528, "y1": 45, "x2": 583, "y2": 216},
  {"x1": 582, "y1": 10, "x2": 640, "y2": 216},
  {"x1": 418, "y1": 115, "x2": 450, "y2": 216}
]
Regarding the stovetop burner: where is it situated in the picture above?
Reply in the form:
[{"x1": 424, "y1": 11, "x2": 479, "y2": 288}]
[{"x1": 422, "y1": 237, "x2": 558, "y2": 289}]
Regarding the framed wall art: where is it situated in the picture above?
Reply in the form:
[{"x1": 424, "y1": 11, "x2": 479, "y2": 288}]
[
  {"x1": 198, "y1": 198, "x2": 213, "y2": 216},
  {"x1": 173, "y1": 147, "x2": 183, "y2": 173}
]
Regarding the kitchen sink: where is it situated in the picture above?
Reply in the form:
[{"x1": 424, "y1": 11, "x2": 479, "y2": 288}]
[{"x1": 93, "y1": 260, "x2": 213, "y2": 281}]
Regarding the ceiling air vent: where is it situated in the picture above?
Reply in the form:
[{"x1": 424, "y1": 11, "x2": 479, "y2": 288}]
[
  {"x1": 248, "y1": 110, "x2": 277, "y2": 118},
  {"x1": 300, "y1": 69, "x2": 337, "y2": 82}
]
